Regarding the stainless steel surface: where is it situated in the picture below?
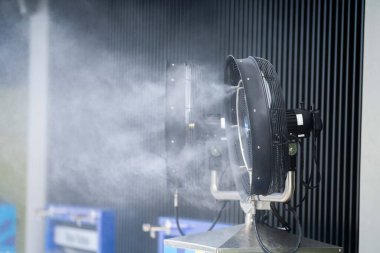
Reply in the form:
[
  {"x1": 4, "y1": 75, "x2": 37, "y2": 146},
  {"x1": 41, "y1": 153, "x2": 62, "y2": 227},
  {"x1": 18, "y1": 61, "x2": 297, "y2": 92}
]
[
  {"x1": 239, "y1": 200, "x2": 256, "y2": 214},
  {"x1": 252, "y1": 171, "x2": 295, "y2": 203},
  {"x1": 255, "y1": 201, "x2": 270, "y2": 210},
  {"x1": 165, "y1": 224, "x2": 342, "y2": 253},
  {"x1": 244, "y1": 213, "x2": 253, "y2": 227},
  {"x1": 210, "y1": 170, "x2": 241, "y2": 200}
]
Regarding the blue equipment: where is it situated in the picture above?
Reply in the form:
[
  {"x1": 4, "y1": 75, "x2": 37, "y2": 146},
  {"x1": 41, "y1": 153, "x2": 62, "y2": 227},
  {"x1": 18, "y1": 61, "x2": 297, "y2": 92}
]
[
  {"x1": 0, "y1": 204, "x2": 16, "y2": 253},
  {"x1": 45, "y1": 205, "x2": 115, "y2": 253}
]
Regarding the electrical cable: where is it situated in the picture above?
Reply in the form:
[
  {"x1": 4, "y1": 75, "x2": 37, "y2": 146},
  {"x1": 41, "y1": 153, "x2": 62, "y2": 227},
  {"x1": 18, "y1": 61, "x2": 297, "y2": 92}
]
[
  {"x1": 256, "y1": 210, "x2": 269, "y2": 224},
  {"x1": 174, "y1": 190, "x2": 186, "y2": 236},
  {"x1": 292, "y1": 132, "x2": 322, "y2": 209},
  {"x1": 253, "y1": 204, "x2": 302, "y2": 253},
  {"x1": 174, "y1": 205, "x2": 186, "y2": 236},
  {"x1": 174, "y1": 191, "x2": 229, "y2": 236},
  {"x1": 293, "y1": 193, "x2": 308, "y2": 209},
  {"x1": 208, "y1": 201, "x2": 228, "y2": 231},
  {"x1": 302, "y1": 131, "x2": 321, "y2": 189},
  {"x1": 270, "y1": 203, "x2": 291, "y2": 232}
]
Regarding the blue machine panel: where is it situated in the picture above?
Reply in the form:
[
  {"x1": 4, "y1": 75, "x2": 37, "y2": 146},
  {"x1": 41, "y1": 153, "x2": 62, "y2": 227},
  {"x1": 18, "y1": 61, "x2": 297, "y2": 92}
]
[
  {"x1": 158, "y1": 217, "x2": 229, "y2": 253},
  {"x1": 0, "y1": 204, "x2": 16, "y2": 253},
  {"x1": 45, "y1": 205, "x2": 115, "y2": 253},
  {"x1": 164, "y1": 247, "x2": 202, "y2": 253}
]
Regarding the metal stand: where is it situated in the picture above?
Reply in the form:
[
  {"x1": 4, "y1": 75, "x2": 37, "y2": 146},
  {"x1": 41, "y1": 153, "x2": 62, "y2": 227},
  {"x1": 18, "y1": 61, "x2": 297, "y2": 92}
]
[
  {"x1": 165, "y1": 170, "x2": 342, "y2": 252},
  {"x1": 164, "y1": 223, "x2": 342, "y2": 253}
]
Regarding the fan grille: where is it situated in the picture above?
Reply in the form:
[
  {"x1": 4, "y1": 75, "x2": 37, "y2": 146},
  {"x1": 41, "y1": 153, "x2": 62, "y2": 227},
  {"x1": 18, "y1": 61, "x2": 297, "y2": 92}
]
[
  {"x1": 254, "y1": 57, "x2": 289, "y2": 193},
  {"x1": 225, "y1": 56, "x2": 289, "y2": 197},
  {"x1": 236, "y1": 83, "x2": 253, "y2": 195},
  {"x1": 224, "y1": 58, "x2": 252, "y2": 200}
]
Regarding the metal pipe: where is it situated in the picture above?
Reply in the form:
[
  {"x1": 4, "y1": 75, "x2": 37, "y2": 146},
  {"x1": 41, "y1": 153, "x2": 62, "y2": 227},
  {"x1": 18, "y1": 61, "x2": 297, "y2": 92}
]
[
  {"x1": 252, "y1": 171, "x2": 295, "y2": 202},
  {"x1": 210, "y1": 170, "x2": 240, "y2": 200},
  {"x1": 245, "y1": 212, "x2": 254, "y2": 227}
]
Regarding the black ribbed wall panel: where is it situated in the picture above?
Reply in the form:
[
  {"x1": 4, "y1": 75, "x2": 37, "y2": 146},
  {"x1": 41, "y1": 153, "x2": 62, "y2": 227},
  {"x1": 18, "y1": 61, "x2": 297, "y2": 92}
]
[{"x1": 48, "y1": 1, "x2": 364, "y2": 253}]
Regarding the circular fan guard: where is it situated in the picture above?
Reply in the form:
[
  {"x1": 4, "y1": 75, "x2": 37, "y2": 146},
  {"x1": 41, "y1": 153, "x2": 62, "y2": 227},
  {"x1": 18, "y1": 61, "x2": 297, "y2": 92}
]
[{"x1": 224, "y1": 56, "x2": 289, "y2": 198}]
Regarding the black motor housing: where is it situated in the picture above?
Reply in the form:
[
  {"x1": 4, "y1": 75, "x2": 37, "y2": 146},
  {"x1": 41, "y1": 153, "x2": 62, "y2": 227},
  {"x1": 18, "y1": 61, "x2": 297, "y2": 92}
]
[{"x1": 286, "y1": 108, "x2": 323, "y2": 139}]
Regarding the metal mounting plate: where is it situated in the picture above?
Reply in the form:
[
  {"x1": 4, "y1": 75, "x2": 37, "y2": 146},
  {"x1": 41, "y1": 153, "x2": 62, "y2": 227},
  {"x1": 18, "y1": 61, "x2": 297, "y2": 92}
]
[{"x1": 165, "y1": 224, "x2": 342, "y2": 253}]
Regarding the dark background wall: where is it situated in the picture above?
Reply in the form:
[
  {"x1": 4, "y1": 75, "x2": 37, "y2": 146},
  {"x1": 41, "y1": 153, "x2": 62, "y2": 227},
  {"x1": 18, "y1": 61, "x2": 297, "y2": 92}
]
[{"x1": 47, "y1": 0, "x2": 364, "y2": 253}]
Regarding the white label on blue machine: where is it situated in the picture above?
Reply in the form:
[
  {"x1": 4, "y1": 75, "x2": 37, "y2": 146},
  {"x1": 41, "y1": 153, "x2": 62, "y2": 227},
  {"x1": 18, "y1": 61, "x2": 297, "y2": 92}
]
[{"x1": 54, "y1": 225, "x2": 99, "y2": 251}]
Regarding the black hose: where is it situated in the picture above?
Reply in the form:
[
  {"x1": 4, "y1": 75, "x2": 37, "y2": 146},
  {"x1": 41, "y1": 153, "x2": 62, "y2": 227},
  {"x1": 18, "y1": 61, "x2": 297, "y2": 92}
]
[
  {"x1": 208, "y1": 201, "x2": 228, "y2": 231},
  {"x1": 302, "y1": 132, "x2": 321, "y2": 189},
  {"x1": 270, "y1": 203, "x2": 291, "y2": 232},
  {"x1": 253, "y1": 205, "x2": 302, "y2": 253},
  {"x1": 174, "y1": 205, "x2": 186, "y2": 236},
  {"x1": 174, "y1": 200, "x2": 228, "y2": 236},
  {"x1": 293, "y1": 133, "x2": 322, "y2": 208}
]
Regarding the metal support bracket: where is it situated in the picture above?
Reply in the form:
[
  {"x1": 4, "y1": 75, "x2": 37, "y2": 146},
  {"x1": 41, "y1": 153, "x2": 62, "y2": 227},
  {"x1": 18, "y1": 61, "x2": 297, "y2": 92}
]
[
  {"x1": 210, "y1": 170, "x2": 240, "y2": 200},
  {"x1": 210, "y1": 170, "x2": 295, "y2": 213},
  {"x1": 252, "y1": 171, "x2": 295, "y2": 203}
]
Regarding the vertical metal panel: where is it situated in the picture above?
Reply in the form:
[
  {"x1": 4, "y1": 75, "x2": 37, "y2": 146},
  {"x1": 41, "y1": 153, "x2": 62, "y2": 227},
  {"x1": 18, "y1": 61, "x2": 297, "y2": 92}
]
[{"x1": 48, "y1": 0, "x2": 364, "y2": 252}]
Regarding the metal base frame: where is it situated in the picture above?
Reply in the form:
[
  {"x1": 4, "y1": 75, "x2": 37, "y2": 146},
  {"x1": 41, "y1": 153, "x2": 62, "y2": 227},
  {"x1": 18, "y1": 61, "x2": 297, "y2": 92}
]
[{"x1": 165, "y1": 224, "x2": 342, "y2": 253}]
